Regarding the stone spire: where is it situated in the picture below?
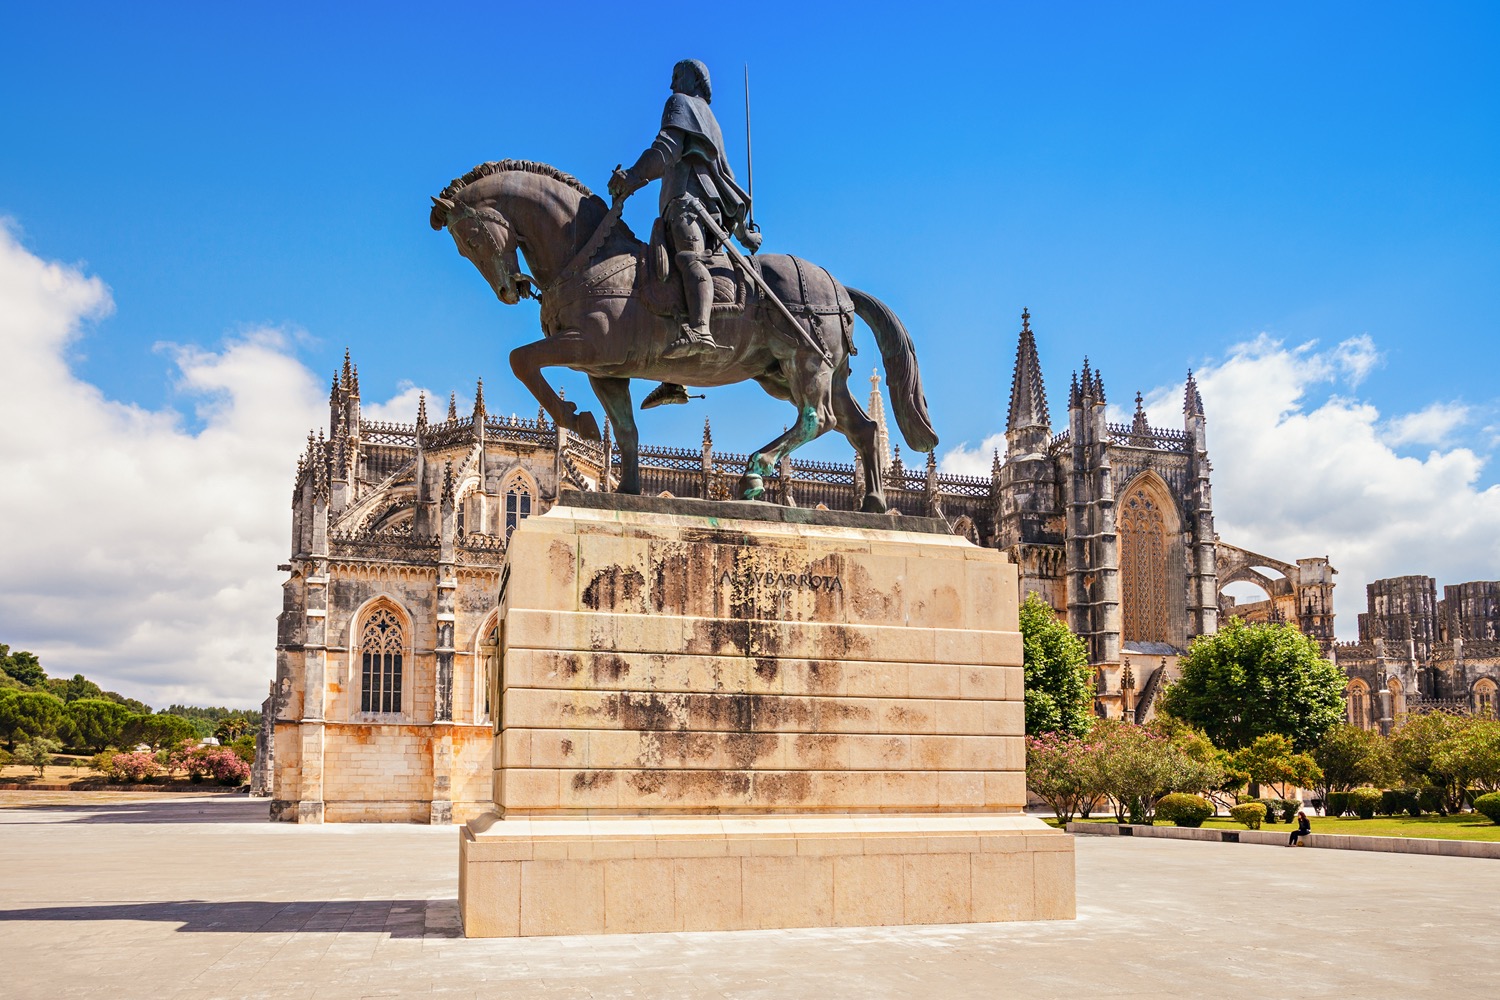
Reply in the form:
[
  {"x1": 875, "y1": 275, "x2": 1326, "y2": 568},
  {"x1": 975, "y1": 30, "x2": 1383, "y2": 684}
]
[
  {"x1": 1005, "y1": 309, "x2": 1051, "y2": 457},
  {"x1": 472, "y1": 378, "x2": 486, "y2": 420},
  {"x1": 416, "y1": 391, "x2": 428, "y2": 428},
  {"x1": 868, "y1": 370, "x2": 892, "y2": 464},
  {"x1": 1006, "y1": 309, "x2": 1049, "y2": 432},
  {"x1": 447, "y1": 392, "x2": 458, "y2": 422},
  {"x1": 1183, "y1": 370, "x2": 1205, "y2": 417},
  {"x1": 702, "y1": 416, "x2": 713, "y2": 451},
  {"x1": 341, "y1": 348, "x2": 353, "y2": 390}
]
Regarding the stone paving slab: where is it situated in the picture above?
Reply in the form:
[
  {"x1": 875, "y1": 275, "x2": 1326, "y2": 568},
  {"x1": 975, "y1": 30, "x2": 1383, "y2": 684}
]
[{"x1": 2, "y1": 794, "x2": 1497, "y2": 998}]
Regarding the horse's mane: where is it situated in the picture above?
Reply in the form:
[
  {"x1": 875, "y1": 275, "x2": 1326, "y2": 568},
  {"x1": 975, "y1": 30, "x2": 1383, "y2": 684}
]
[{"x1": 438, "y1": 160, "x2": 595, "y2": 202}]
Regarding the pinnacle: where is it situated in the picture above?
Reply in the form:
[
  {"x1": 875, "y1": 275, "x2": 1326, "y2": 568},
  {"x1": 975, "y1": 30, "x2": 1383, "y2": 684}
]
[
  {"x1": 416, "y1": 392, "x2": 428, "y2": 426},
  {"x1": 447, "y1": 392, "x2": 458, "y2": 422},
  {"x1": 1006, "y1": 308, "x2": 1049, "y2": 433}
]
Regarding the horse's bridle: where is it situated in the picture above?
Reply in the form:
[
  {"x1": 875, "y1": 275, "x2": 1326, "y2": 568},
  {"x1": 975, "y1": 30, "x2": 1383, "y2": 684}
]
[{"x1": 451, "y1": 203, "x2": 539, "y2": 301}]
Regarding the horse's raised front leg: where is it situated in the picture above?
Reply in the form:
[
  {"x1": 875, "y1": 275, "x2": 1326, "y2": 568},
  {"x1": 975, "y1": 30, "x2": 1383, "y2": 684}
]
[
  {"x1": 587, "y1": 375, "x2": 640, "y2": 495},
  {"x1": 509, "y1": 335, "x2": 601, "y2": 441}
]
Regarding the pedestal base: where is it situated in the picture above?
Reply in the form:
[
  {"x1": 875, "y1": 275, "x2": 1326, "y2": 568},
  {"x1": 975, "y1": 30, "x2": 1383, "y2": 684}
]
[{"x1": 459, "y1": 813, "x2": 1074, "y2": 936}]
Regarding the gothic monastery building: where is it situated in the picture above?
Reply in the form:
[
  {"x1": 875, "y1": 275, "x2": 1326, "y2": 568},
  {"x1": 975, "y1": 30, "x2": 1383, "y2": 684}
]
[{"x1": 259, "y1": 313, "x2": 1498, "y2": 821}]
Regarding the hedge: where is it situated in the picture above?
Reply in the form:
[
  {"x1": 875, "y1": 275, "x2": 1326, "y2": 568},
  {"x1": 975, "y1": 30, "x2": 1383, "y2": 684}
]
[
  {"x1": 1156, "y1": 793, "x2": 1214, "y2": 828},
  {"x1": 1229, "y1": 802, "x2": 1267, "y2": 830},
  {"x1": 1348, "y1": 787, "x2": 1382, "y2": 820},
  {"x1": 1474, "y1": 793, "x2": 1500, "y2": 825}
]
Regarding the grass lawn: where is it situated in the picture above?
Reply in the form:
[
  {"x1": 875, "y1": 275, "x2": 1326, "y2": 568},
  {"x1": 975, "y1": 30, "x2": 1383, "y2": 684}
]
[{"x1": 1061, "y1": 813, "x2": 1500, "y2": 841}]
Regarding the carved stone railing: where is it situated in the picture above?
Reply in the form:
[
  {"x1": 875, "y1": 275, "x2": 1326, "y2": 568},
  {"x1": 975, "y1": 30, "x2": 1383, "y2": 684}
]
[
  {"x1": 360, "y1": 419, "x2": 417, "y2": 446},
  {"x1": 1106, "y1": 423, "x2": 1191, "y2": 453}
]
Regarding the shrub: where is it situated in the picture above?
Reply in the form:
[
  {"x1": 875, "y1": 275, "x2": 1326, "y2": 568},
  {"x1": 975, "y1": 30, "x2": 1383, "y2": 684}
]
[
  {"x1": 0, "y1": 747, "x2": 11, "y2": 767},
  {"x1": 109, "y1": 750, "x2": 162, "y2": 782},
  {"x1": 229, "y1": 733, "x2": 256, "y2": 765},
  {"x1": 1156, "y1": 793, "x2": 1214, "y2": 827},
  {"x1": 1325, "y1": 791, "x2": 1351, "y2": 817},
  {"x1": 1474, "y1": 793, "x2": 1500, "y2": 825},
  {"x1": 1418, "y1": 784, "x2": 1447, "y2": 816},
  {"x1": 1379, "y1": 788, "x2": 1421, "y2": 817},
  {"x1": 1348, "y1": 787, "x2": 1382, "y2": 820},
  {"x1": 1256, "y1": 799, "x2": 1283, "y2": 824},
  {"x1": 1275, "y1": 799, "x2": 1301, "y2": 824},
  {"x1": 89, "y1": 750, "x2": 116, "y2": 775},
  {"x1": 1229, "y1": 803, "x2": 1266, "y2": 829}
]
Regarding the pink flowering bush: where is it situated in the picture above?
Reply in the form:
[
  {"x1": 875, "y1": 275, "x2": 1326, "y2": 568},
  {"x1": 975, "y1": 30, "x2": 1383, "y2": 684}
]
[
  {"x1": 109, "y1": 751, "x2": 162, "y2": 782},
  {"x1": 192, "y1": 747, "x2": 250, "y2": 785}
]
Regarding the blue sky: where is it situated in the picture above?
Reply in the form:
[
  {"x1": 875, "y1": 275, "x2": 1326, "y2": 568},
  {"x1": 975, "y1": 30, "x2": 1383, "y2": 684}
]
[
  {"x1": 1, "y1": 2, "x2": 1498, "y2": 705},
  {"x1": 4, "y1": 2, "x2": 1496, "y2": 455}
]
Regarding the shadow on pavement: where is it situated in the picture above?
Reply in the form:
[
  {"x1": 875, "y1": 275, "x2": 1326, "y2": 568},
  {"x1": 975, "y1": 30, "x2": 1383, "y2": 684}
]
[
  {"x1": 0, "y1": 797, "x2": 270, "y2": 825},
  {"x1": 0, "y1": 899, "x2": 459, "y2": 937}
]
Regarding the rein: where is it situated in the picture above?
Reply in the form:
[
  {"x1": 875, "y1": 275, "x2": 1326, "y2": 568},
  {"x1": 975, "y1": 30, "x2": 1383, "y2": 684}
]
[{"x1": 538, "y1": 198, "x2": 626, "y2": 300}]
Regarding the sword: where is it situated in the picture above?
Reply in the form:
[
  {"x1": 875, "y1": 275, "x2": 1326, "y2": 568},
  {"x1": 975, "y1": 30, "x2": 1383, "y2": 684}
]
[
  {"x1": 686, "y1": 196, "x2": 832, "y2": 366},
  {"x1": 743, "y1": 64, "x2": 758, "y2": 238}
]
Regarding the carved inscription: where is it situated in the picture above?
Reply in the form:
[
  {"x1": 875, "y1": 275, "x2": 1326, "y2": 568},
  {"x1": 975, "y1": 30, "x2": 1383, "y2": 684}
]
[{"x1": 718, "y1": 570, "x2": 843, "y2": 593}]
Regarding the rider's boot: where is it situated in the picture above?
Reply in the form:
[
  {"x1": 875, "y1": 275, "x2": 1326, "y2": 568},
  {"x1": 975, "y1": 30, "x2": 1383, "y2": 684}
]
[{"x1": 641, "y1": 382, "x2": 690, "y2": 409}]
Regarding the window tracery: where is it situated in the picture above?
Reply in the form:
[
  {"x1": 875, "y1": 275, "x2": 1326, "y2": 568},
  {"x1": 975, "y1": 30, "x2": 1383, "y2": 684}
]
[
  {"x1": 1119, "y1": 482, "x2": 1169, "y2": 644},
  {"x1": 1346, "y1": 679, "x2": 1370, "y2": 730},
  {"x1": 504, "y1": 477, "x2": 532, "y2": 539},
  {"x1": 360, "y1": 607, "x2": 404, "y2": 714},
  {"x1": 1476, "y1": 679, "x2": 1497, "y2": 719}
]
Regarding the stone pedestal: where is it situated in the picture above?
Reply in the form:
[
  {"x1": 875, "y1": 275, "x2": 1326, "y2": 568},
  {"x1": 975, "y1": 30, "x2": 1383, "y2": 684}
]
[{"x1": 459, "y1": 491, "x2": 1073, "y2": 936}]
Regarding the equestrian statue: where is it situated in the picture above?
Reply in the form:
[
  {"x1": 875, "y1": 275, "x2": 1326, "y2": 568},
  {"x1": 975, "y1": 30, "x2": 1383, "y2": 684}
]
[{"x1": 429, "y1": 59, "x2": 936, "y2": 512}]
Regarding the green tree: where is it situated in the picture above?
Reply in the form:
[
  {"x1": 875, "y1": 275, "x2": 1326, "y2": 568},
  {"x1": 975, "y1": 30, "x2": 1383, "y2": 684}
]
[
  {"x1": 1312, "y1": 723, "x2": 1394, "y2": 801},
  {"x1": 0, "y1": 689, "x2": 67, "y2": 749},
  {"x1": 1389, "y1": 712, "x2": 1483, "y2": 814},
  {"x1": 16, "y1": 736, "x2": 63, "y2": 777},
  {"x1": 1232, "y1": 733, "x2": 1322, "y2": 798},
  {"x1": 120, "y1": 713, "x2": 198, "y2": 750},
  {"x1": 1159, "y1": 618, "x2": 1345, "y2": 751},
  {"x1": 48, "y1": 674, "x2": 103, "y2": 702},
  {"x1": 65, "y1": 699, "x2": 134, "y2": 752},
  {"x1": 0, "y1": 644, "x2": 47, "y2": 688},
  {"x1": 1018, "y1": 592, "x2": 1094, "y2": 737}
]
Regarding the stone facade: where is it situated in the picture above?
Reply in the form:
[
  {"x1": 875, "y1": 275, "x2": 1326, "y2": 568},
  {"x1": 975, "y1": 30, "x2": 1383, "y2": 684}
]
[
  {"x1": 266, "y1": 314, "x2": 1337, "y2": 821},
  {"x1": 1334, "y1": 575, "x2": 1500, "y2": 729}
]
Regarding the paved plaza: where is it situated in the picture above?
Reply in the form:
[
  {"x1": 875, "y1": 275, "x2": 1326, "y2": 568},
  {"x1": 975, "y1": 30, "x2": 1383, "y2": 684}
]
[{"x1": 2, "y1": 793, "x2": 1497, "y2": 999}]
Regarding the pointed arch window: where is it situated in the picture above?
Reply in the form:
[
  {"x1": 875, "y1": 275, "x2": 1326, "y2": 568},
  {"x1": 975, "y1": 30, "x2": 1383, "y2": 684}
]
[
  {"x1": 1476, "y1": 679, "x2": 1498, "y2": 719},
  {"x1": 360, "y1": 608, "x2": 404, "y2": 714},
  {"x1": 1346, "y1": 679, "x2": 1370, "y2": 730},
  {"x1": 1119, "y1": 482, "x2": 1170, "y2": 644},
  {"x1": 504, "y1": 477, "x2": 532, "y2": 539}
]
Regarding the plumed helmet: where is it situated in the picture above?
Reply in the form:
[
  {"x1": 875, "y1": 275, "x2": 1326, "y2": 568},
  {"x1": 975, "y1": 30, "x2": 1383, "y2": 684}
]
[{"x1": 672, "y1": 59, "x2": 712, "y2": 101}]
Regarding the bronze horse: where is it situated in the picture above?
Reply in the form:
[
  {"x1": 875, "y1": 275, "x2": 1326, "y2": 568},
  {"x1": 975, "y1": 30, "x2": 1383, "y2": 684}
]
[{"x1": 430, "y1": 160, "x2": 936, "y2": 512}]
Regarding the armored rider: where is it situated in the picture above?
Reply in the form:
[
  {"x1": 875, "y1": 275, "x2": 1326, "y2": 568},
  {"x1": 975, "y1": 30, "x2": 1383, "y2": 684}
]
[{"x1": 609, "y1": 59, "x2": 762, "y2": 384}]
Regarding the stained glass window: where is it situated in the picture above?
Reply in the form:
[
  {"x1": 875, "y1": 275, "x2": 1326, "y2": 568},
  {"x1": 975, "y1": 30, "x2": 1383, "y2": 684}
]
[
  {"x1": 1119, "y1": 484, "x2": 1169, "y2": 644},
  {"x1": 360, "y1": 607, "x2": 404, "y2": 714}
]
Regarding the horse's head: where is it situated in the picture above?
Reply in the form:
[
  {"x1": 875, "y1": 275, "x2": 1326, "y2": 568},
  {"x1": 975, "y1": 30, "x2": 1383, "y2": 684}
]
[{"x1": 430, "y1": 195, "x2": 529, "y2": 306}]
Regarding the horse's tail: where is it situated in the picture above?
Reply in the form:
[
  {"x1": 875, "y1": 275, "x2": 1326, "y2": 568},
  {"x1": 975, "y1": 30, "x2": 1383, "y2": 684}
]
[{"x1": 847, "y1": 286, "x2": 939, "y2": 453}]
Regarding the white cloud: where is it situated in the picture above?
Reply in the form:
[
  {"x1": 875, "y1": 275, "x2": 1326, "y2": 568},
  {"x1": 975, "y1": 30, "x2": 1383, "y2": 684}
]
[
  {"x1": 939, "y1": 432, "x2": 1006, "y2": 476},
  {"x1": 1166, "y1": 335, "x2": 1500, "y2": 639},
  {"x1": 0, "y1": 225, "x2": 333, "y2": 708},
  {"x1": 1382, "y1": 401, "x2": 1471, "y2": 447}
]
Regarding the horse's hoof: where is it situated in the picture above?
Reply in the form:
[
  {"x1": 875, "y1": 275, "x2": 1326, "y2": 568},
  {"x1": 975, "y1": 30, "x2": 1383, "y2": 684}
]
[
  {"x1": 576, "y1": 411, "x2": 602, "y2": 442},
  {"x1": 738, "y1": 474, "x2": 765, "y2": 501},
  {"x1": 860, "y1": 494, "x2": 887, "y2": 514}
]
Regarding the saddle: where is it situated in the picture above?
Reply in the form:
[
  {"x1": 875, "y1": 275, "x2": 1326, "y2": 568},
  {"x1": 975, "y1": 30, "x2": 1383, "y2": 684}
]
[{"x1": 638, "y1": 217, "x2": 750, "y2": 321}]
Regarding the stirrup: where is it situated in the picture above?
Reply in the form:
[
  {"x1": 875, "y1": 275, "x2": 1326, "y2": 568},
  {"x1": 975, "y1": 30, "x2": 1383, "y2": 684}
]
[{"x1": 641, "y1": 382, "x2": 690, "y2": 409}]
